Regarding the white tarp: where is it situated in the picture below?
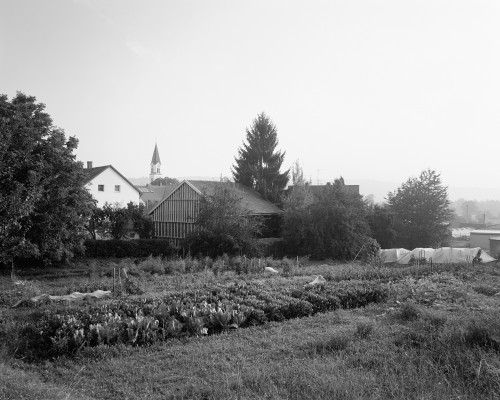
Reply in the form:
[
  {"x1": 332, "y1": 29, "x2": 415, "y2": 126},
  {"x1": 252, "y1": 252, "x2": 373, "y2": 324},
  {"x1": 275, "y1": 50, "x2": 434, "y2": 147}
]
[
  {"x1": 12, "y1": 290, "x2": 112, "y2": 308},
  {"x1": 380, "y1": 246, "x2": 496, "y2": 264},
  {"x1": 379, "y1": 248, "x2": 410, "y2": 263},
  {"x1": 397, "y1": 248, "x2": 435, "y2": 265},
  {"x1": 431, "y1": 247, "x2": 496, "y2": 264}
]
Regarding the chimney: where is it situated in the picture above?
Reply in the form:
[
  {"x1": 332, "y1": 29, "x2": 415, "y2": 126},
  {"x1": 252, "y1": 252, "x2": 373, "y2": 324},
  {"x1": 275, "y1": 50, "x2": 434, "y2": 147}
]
[{"x1": 87, "y1": 161, "x2": 93, "y2": 169}]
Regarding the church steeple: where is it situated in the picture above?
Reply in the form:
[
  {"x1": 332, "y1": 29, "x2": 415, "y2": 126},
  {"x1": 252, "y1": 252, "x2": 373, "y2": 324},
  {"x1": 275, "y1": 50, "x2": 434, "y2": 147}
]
[{"x1": 150, "y1": 143, "x2": 163, "y2": 183}]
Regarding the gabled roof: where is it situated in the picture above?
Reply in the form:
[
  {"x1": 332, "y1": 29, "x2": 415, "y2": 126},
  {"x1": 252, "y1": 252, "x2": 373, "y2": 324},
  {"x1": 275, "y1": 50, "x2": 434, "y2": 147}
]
[
  {"x1": 149, "y1": 180, "x2": 282, "y2": 215},
  {"x1": 84, "y1": 165, "x2": 109, "y2": 182},
  {"x1": 84, "y1": 165, "x2": 141, "y2": 194},
  {"x1": 190, "y1": 180, "x2": 282, "y2": 214},
  {"x1": 151, "y1": 143, "x2": 161, "y2": 165},
  {"x1": 138, "y1": 184, "x2": 177, "y2": 203}
]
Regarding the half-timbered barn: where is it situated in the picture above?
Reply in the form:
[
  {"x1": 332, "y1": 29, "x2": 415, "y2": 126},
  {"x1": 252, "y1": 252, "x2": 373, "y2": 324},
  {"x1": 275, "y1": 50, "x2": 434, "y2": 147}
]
[{"x1": 148, "y1": 180, "x2": 283, "y2": 245}]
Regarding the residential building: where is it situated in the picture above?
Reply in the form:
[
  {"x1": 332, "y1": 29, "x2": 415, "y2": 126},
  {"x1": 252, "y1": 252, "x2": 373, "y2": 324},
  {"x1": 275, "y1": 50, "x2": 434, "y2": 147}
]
[{"x1": 84, "y1": 162, "x2": 142, "y2": 207}]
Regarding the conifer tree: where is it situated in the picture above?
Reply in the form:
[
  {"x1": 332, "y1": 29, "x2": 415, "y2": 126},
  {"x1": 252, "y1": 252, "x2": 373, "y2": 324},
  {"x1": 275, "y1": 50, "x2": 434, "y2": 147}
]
[{"x1": 232, "y1": 113, "x2": 289, "y2": 203}]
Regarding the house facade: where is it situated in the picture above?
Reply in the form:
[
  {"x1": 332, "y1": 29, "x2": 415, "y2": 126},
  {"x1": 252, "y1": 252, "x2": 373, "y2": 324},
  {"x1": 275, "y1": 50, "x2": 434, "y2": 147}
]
[
  {"x1": 149, "y1": 180, "x2": 283, "y2": 246},
  {"x1": 84, "y1": 162, "x2": 142, "y2": 207}
]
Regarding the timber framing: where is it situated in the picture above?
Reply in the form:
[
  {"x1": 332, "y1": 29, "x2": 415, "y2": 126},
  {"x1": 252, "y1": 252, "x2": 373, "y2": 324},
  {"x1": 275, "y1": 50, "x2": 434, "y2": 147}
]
[{"x1": 148, "y1": 180, "x2": 282, "y2": 246}]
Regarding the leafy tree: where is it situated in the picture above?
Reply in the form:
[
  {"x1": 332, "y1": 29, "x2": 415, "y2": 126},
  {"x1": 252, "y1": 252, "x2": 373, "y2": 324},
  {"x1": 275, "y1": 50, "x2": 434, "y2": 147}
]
[
  {"x1": 127, "y1": 202, "x2": 154, "y2": 239},
  {"x1": 291, "y1": 159, "x2": 306, "y2": 186},
  {"x1": 232, "y1": 112, "x2": 289, "y2": 203},
  {"x1": 366, "y1": 204, "x2": 397, "y2": 249},
  {"x1": 283, "y1": 178, "x2": 377, "y2": 260},
  {"x1": 87, "y1": 202, "x2": 153, "y2": 240},
  {"x1": 183, "y1": 186, "x2": 262, "y2": 257},
  {"x1": 150, "y1": 177, "x2": 179, "y2": 186},
  {"x1": 0, "y1": 92, "x2": 94, "y2": 267},
  {"x1": 387, "y1": 169, "x2": 454, "y2": 248}
]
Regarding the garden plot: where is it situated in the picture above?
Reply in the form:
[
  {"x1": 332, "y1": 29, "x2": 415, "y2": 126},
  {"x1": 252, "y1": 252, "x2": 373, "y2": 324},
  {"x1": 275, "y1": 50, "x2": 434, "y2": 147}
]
[{"x1": 1, "y1": 258, "x2": 500, "y2": 400}]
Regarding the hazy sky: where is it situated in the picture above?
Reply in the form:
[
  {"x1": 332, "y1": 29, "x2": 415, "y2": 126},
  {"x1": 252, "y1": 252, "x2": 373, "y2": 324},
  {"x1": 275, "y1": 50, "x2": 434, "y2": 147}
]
[{"x1": 2, "y1": 0, "x2": 499, "y2": 201}]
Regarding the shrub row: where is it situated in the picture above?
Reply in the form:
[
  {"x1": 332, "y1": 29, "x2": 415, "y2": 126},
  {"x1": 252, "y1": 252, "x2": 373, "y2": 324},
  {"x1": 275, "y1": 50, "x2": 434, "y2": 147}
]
[
  {"x1": 134, "y1": 255, "x2": 297, "y2": 276},
  {"x1": 83, "y1": 239, "x2": 176, "y2": 258},
  {"x1": 81, "y1": 238, "x2": 285, "y2": 260}
]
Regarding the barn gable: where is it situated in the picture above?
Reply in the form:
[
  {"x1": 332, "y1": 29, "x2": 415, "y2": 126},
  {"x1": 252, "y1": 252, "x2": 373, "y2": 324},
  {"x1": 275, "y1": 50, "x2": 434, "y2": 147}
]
[
  {"x1": 149, "y1": 181, "x2": 202, "y2": 245},
  {"x1": 149, "y1": 180, "x2": 283, "y2": 245}
]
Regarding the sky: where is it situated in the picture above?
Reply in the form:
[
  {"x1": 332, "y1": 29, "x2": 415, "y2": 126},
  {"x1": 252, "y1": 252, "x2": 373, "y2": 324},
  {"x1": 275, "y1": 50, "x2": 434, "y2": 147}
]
[{"x1": 1, "y1": 0, "x2": 500, "y2": 202}]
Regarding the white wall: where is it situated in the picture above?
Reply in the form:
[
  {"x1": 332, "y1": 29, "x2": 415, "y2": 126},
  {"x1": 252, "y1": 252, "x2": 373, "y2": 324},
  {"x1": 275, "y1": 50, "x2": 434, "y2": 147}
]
[
  {"x1": 469, "y1": 231, "x2": 500, "y2": 252},
  {"x1": 86, "y1": 168, "x2": 141, "y2": 207}
]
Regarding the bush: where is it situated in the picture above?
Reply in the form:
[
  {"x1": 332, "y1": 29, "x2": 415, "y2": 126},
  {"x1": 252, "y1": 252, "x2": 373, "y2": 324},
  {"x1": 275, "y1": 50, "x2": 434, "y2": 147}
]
[
  {"x1": 164, "y1": 259, "x2": 186, "y2": 274},
  {"x1": 281, "y1": 257, "x2": 295, "y2": 275},
  {"x1": 138, "y1": 255, "x2": 164, "y2": 274},
  {"x1": 83, "y1": 239, "x2": 176, "y2": 258}
]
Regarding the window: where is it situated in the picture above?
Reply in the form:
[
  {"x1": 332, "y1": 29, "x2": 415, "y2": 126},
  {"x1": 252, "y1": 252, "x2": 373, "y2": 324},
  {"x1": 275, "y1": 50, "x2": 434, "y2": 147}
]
[
  {"x1": 98, "y1": 185, "x2": 104, "y2": 192},
  {"x1": 115, "y1": 185, "x2": 121, "y2": 192}
]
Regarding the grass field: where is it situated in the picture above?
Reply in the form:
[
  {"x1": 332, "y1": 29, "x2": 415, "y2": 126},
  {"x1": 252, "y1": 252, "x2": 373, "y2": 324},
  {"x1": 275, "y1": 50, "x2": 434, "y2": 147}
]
[{"x1": 1, "y1": 258, "x2": 499, "y2": 400}]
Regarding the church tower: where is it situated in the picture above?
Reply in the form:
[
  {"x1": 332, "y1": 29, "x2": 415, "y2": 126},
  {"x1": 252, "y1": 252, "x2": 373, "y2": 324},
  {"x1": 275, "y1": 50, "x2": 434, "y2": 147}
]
[{"x1": 150, "y1": 143, "x2": 163, "y2": 183}]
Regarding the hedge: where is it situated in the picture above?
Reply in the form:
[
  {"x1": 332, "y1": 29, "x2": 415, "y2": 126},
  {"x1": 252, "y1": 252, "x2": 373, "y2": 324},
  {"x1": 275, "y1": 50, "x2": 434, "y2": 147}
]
[{"x1": 83, "y1": 239, "x2": 176, "y2": 258}]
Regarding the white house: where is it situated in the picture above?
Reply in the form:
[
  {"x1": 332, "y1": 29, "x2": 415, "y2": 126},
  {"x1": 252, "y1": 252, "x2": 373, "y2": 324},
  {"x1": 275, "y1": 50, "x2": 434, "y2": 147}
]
[{"x1": 84, "y1": 162, "x2": 142, "y2": 207}]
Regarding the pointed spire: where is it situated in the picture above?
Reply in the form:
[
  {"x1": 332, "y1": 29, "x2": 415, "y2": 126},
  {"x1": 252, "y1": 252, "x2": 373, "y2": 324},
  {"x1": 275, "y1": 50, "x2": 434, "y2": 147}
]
[{"x1": 151, "y1": 143, "x2": 161, "y2": 165}]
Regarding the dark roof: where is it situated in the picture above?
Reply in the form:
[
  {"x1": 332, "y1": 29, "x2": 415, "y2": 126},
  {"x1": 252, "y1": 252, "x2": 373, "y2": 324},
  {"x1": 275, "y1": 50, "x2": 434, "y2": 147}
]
[
  {"x1": 151, "y1": 144, "x2": 161, "y2": 164},
  {"x1": 149, "y1": 180, "x2": 282, "y2": 215},
  {"x1": 83, "y1": 165, "x2": 141, "y2": 194},
  {"x1": 137, "y1": 184, "x2": 176, "y2": 203},
  {"x1": 189, "y1": 180, "x2": 282, "y2": 215},
  {"x1": 84, "y1": 165, "x2": 109, "y2": 182}
]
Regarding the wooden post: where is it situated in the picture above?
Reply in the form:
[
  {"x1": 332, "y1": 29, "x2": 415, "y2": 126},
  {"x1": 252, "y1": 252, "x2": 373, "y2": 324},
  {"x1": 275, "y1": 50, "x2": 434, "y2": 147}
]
[{"x1": 113, "y1": 268, "x2": 115, "y2": 296}]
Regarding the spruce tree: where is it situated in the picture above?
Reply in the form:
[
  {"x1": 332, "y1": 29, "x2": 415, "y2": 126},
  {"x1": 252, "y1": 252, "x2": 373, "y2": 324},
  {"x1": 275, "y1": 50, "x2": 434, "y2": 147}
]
[{"x1": 232, "y1": 112, "x2": 289, "y2": 203}]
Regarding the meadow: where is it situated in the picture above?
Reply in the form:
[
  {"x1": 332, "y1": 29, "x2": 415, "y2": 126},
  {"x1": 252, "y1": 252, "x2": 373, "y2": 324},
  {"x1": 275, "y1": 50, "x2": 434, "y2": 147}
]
[{"x1": 1, "y1": 256, "x2": 499, "y2": 400}]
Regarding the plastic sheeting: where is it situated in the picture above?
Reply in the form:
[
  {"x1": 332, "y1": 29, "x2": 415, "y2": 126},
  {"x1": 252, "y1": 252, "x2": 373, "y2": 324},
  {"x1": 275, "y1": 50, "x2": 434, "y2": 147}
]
[
  {"x1": 379, "y1": 247, "x2": 496, "y2": 264},
  {"x1": 397, "y1": 248, "x2": 436, "y2": 265},
  {"x1": 379, "y1": 248, "x2": 411, "y2": 263},
  {"x1": 431, "y1": 247, "x2": 495, "y2": 264}
]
